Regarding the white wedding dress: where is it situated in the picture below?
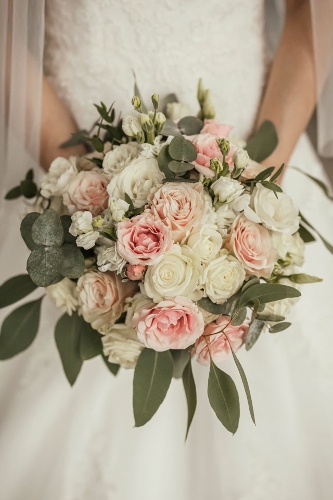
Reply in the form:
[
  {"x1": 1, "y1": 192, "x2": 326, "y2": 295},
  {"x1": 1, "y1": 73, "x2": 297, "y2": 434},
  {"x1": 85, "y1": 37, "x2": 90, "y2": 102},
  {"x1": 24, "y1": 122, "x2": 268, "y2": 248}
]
[{"x1": 1, "y1": 1, "x2": 333, "y2": 499}]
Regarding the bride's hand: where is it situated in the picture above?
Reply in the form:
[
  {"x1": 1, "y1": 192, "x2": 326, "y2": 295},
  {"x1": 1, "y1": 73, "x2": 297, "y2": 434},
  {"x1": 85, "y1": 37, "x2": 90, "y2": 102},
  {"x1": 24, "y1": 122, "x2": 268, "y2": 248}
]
[{"x1": 40, "y1": 74, "x2": 87, "y2": 170}]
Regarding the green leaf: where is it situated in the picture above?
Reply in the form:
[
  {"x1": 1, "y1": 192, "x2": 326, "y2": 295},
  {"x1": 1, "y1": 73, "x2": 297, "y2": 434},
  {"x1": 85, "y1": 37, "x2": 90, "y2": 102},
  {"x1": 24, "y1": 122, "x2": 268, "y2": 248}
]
[
  {"x1": 171, "y1": 349, "x2": 190, "y2": 379},
  {"x1": 269, "y1": 322, "x2": 291, "y2": 333},
  {"x1": 208, "y1": 361, "x2": 240, "y2": 434},
  {"x1": 182, "y1": 358, "x2": 197, "y2": 440},
  {"x1": 102, "y1": 354, "x2": 120, "y2": 375},
  {"x1": 231, "y1": 306, "x2": 247, "y2": 326},
  {"x1": 5, "y1": 186, "x2": 22, "y2": 200},
  {"x1": 20, "y1": 179, "x2": 37, "y2": 199},
  {"x1": 161, "y1": 119, "x2": 181, "y2": 137},
  {"x1": 124, "y1": 193, "x2": 135, "y2": 211},
  {"x1": 87, "y1": 156, "x2": 104, "y2": 168},
  {"x1": 229, "y1": 346, "x2": 255, "y2": 424},
  {"x1": 256, "y1": 314, "x2": 285, "y2": 322},
  {"x1": 133, "y1": 348, "x2": 173, "y2": 427},
  {"x1": 298, "y1": 223, "x2": 316, "y2": 243},
  {"x1": 0, "y1": 298, "x2": 42, "y2": 359},
  {"x1": 291, "y1": 166, "x2": 333, "y2": 201},
  {"x1": 61, "y1": 215, "x2": 76, "y2": 244},
  {"x1": 245, "y1": 319, "x2": 265, "y2": 351},
  {"x1": 92, "y1": 135, "x2": 104, "y2": 153},
  {"x1": 239, "y1": 283, "x2": 301, "y2": 308},
  {"x1": 288, "y1": 273, "x2": 322, "y2": 284},
  {"x1": 168, "y1": 136, "x2": 197, "y2": 162},
  {"x1": 254, "y1": 166, "x2": 275, "y2": 182},
  {"x1": 31, "y1": 209, "x2": 64, "y2": 247},
  {"x1": 20, "y1": 212, "x2": 41, "y2": 250},
  {"x1": 178, "y1": 116, "x2": 204, "y2": 135},
  {"x1": 60, "y1": 244, "x2": 85, "y2": 279},
  {"x1": 270, "y1": 163, "x2": 285, "y2": 182},
  {"x1": 261, "y1": 181, "x2": 283, "y2": 193},
  {"x1": 242, "y1": 277, "x2": 260, "y2": 293},
  {"x1": 60, "y1": 130, "x2": 91, "y2": 148},
  {"x1": 0, "y1": 274, "x2": 38, "y2": 308},
  {"x1": 168, "y1": 160, "x2": 194, "y2": 174},
  {"x1": 197, "y1": 297, "x2": 229, "y2": 315},
  {"x1": 300, "y1": 212, "x2": 333, "y2": 255},
  {"x1": 27, "y1": 246, "x2": 64, "y2": 287},
  {"x1": 54, "y1": 312, "x2": 83, "y2": 385},
  {"x1": 246, "y1": 120, "x2": 278, "y2": 163},
  {"x1": 157, "y1": 145, "x2": 174, "y2": 179},
  {"x1": 26, "y1": 169, "x2": 34, "y2": 181},
  {"x1": 162, "y1": 177, "x2": 197, "y2": 184},
  {"x1": 79, "y1": 320, "x2": 102, "y2": 360}
]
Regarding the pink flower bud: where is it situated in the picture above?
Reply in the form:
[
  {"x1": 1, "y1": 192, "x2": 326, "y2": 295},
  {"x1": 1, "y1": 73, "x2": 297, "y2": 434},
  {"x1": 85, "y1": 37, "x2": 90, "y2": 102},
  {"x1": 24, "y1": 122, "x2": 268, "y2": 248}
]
[{"x1": 126, "y1": 264, "x2": 147, "y2": 281}]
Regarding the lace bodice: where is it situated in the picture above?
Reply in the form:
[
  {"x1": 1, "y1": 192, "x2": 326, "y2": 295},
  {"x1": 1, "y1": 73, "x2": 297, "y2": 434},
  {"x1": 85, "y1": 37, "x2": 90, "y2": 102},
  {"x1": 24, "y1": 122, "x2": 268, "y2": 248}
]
[{"x1": 44, "y1": 0, "x2": 266, "y2": 139}]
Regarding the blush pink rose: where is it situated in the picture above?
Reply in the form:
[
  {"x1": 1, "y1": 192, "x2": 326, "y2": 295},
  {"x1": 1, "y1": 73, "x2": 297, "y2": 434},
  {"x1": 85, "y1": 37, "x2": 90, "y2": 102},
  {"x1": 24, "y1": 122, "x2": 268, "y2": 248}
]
[
  {"x1": 201, "y1": 119, "x2": 233, "y2": 137},
  {"x1": 195, "y1": 315, "x2": 249, "y2": 365},
  {"x1": 77, "y1": 270, "x2": 137, "y2": 330},
  {"x1": 224, "y1": 214, "x2": 277, "y2": 278},
  {"x1": 132, "y1": 296, "x2": 205, "y2": 351},
  {"x1": 191, "y1": 133, "x2": 236, "y2": 178},
  {"x1": 116, "y1": 212, "x2": 173, "y2": 266},
  {"x1": 63, "y1": 169, "x2": 109, "y2": 216},
  {"x1": 148, "y1": 182, "x2": 204, "y2": 242},
  {"x1": 126, "y1": 264, "x2": 147, "y2": 281}
]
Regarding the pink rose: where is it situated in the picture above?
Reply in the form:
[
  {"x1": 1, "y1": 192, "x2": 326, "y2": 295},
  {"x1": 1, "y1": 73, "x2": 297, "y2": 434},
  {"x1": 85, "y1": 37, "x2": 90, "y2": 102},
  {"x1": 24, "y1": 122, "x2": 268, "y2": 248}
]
[
  {"x1": 117, "y1": 212, "x2": 173, "y2": 266},
  {"x1": 126, "y1": 264, "x2": 147, "y2": 281},
  {"x1": 132, "y1": 296, "x2": 205, "y2": 351},
  {"x1": 191, "y1": 134, "x2": 236, "y2": 178},
  {"x1": 77, "y1": 270, "x2": 137, "y2": 330},
  {"x1": 224, "y1": 214, "x2": 277, "y2": 278},
  {"x1": 201, "y1": 119, "x2": 233, "y2": 137},
  {"x1": 63, "y1": 169, "x2": 109, "y2": 216},
  {"x1": 148, "y1": 182, "x2": 204, "y2": 242},
  {"x1": 195, "y1": 315, "x2": 249, "y2": 365}
]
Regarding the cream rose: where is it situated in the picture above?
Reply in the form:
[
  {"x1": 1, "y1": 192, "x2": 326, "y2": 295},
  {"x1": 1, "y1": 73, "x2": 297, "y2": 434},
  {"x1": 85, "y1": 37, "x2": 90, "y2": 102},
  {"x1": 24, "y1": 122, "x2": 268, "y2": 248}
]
[
  {"x1": 148, "y1": 182, "x2": 205, "y2": 242},
  {"x1": 211, "y1": 176, "x2": 244, "y2": 204},
  {"x1": 199, "y1": 250, "x2": 245, "y2": 304},
  {"x1": 107, "y1": 156, "x2": 164, "y2": 209},
  {"x1": 101, "y1": 324, "x2": 143, "y2": 369},
  {"x1": 143, "y1": 244, "x2": 202, "y2": 302},
  {"x1": 46, "y1": 278, "x2": 79, "y2": 316},
  {"x1": 244, "y1": 184, "x2": 300, "y2": 235},
  {"x1": 63, "y1": 169, "x2": 109, "y2": 216},
  {"x1": 186, "y1": 223, "x2": 222, "y2": 263},
  {"x1": 125, "y1": 292, "x2": 152, "y2": 328},
  {"x1": 76, "y1": 270, "x2": 137, "y2": 330},
  {"x1": 40, "y1": 156, "x2": 78, "y2": 198},
  {"x1": 272, "y1": 231, "x2": 305, "y2": 267},
  {"x1": 103, "y1": 143, "x2": 141, "y2": 177}
]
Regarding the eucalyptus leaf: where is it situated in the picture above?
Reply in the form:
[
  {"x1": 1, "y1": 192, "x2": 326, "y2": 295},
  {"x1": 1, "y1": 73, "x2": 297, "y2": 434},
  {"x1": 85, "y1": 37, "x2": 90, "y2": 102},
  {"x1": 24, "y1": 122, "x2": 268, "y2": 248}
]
[
  {"x1": 5, "y1": 186, "x2": 22, "y2": 200},
  {"x1": 102, "y1": 354, "x2": 120, "y2": 375},
  {"x1": 20, "y1": 179, "x2": 37, "y2": 199},
  {"x1": 20, "y1": 212, "x2": 41, "y2": 250},
  {"x1": 79, "y1": 320, "x2": 102, "y2": 360},
  {"x1": 270, "y1": 163, "x2": 285, "y2": 182},
  {"x1": 60, "y1": 244, "x2": 85, "y2": 279},
  {"x1": 161, "y1": 119, "x2": 182, "y2": 136},
  {"x1": 288, "y1": 273, "x2": 322, "y2": 284},
  {"x1": 231, "y1": 307, "x2": 247, "y2": 326},
  {"x1": 133, "y1": 348, "x2": 173, "y2": 427},
  {"x1": 256, "y1": 314, "x2": 285, "y2": 322},
  {"x1": 229, "y1": 346, "x2": 255, "y2": 424},
  {"x1": 239, "y1": 283, "x2": 301, "y2": 308},
  {"x1": 0, "y1": 298, "x2": 42, "y2": 359},
  {"x1": 208, "y1": 361, "x2": 240, "y2": 434},
  {"x1": 61, "y1": 215, "x2": 76, "y2": 244},
  {"x1": 261, "y1": 181, "x2": 283, "y2": 193},
  {"x1": 242, "y1": 277, "x2": 260, "y2": 293},
  {"x1": 0, "y1": 274, "x2": 38, "y2": 309},
  {"x1": 162, "y1": 178, "x2": 197, "y2": 184},
  {"x1": 245, "y1": 319, "x2": 265, "y2": 351},
  {"x1": 178, "y1": 116, "x2": 204, "y2": 135},
  {"x1": 171, "y1": 349, "x2": 190, "y2": 379},
  {"x1": 292, "y1": 166, "x2": 333, "y2": 201},
  {"x1": 254, "y1": 166, "x2": 275, "y2": 182},
  {"x1": 269, "y1": 322, "x2": 291, "y2": 333},
  {"x1": 60, "y1": 130, "x2": 91, "y2": 148},
  {"x1": 246, "y1": 120, "x2": 278, "y2": 163},
  {"x1": 182, "y1": 358, "x2": 197, "y2": 440},
  {"x1": 31, "y1": 208, "x2": 64, "y2": 247},
  {"x1": 168, "y1": 136, "x2": 197, "y2": 162},
  {"x1": 168, "y1": 160, "x2": 194, "y2": 174},
  {"x1": 27, "y1": 246, "x2": 64, "y2": 287},
  {"x1": 158, "y1": 145, "x2": 174, "y2": 179},
  {"x1": 92, "y1": 135, "x2": 104, "y2": 153},
  {"x1": 197, "y1": 297, "x2": 229, "y2": 315},
  {"x1": 299, "y1": 223, "x2": 316, "y2": 243},
  {"x1": 54, "y1": 312, "x2": 83, "y2": 385},
  {"x1": 300, "y1": 212, "x2": 333, "y2": 255}
]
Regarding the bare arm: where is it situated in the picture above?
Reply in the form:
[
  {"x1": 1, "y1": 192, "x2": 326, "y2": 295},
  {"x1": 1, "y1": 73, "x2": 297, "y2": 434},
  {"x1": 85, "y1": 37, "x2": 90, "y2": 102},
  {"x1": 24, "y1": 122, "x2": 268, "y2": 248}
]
[
  {"x1": 39, "y1": 75, "x2": 87, "y2": 170},
  {"x1": 257, "y1": 0, "x2": 315, "y2": 171}
]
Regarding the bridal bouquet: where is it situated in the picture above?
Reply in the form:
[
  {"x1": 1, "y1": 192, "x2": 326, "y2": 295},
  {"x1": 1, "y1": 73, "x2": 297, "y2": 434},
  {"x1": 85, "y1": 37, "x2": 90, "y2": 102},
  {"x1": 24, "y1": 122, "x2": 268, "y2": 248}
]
[{"x1": 0, "y1": 80, "x2": 328, "y2": 437}]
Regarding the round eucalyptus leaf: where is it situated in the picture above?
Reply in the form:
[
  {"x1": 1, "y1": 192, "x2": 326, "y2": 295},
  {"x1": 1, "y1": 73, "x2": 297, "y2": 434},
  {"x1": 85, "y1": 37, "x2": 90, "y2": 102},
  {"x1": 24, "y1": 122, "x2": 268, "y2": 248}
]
[
  {"x1": 157, "y1": 145, "x2": 174, "y2": 179},
  {"x1": 168, "y1": 136, "x2": 197, "y2": 162},
  {"x1": 60, "y1": 244, "x2": 85, "y2": 279},
  {"x1": 61, "y1": 215, "x2": 76, "y2": 244},
  {"x1": 161, "y1": 119, "x2": 181, "y2": 136},
  {"x1": 32, "y1": 208, "x2": 64, "y2": 247},
  {"x1": 245, "y1": 319, "x2": 265, "y2": 351},
  {"x1": 27, "y1": 246, "x2": 64, "y2": 287},
  {"x1": 168, "y1": 160, "x2": 194, "y2": 173},
  {"x1": 178, "y1": 116, "x2": 204, "y2": 135},
  {"x1": 20, "y1": 212, "x2": 41, "y2": 250}
]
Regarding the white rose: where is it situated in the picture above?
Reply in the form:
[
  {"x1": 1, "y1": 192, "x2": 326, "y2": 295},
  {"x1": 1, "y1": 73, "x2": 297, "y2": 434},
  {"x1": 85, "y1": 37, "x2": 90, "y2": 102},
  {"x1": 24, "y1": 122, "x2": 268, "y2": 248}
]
[
  {"x1": 102, "y1": 143, "x2": 141, "y2": 177},
  {"x1": 122, "y1": 115, "x2": 144, "y2": 140},
  {"x1": 215, "y1": 204, "x2": 236, "y2": 231},
  {"x1": 244, "y1": 184, "x2": 300, "y2": 234},
  {"x1": 232, "y1": 148, "x2": 249, "y2": 170},
  {"x1": 95, "y1": 243, "x2": 126, "y2": 274},
  {"x1": 40, "y1": 156, "x2": 78, "y2": 198},
  {"x1": 69, "y1": 211, "x2": 99, "y2": 250},
  {"x1": 108, "y1": 197, "x2": 130, "y2": 222},
  {"x1": 211, "y1": 176, "x2": 244, "y2": 204},
  {"x1": 199, "y1": 250, "x2": 246, "y2": 304},
  {"x1": 165, "y1": 102, "x2": 191, "y2": 121},
  {"x1": 101, "y1": 324, "x2": 143, "y2": 369},
  {"x1": 272, "y1": 231, "x2": 305, "y2": 267},
  {"x1": 125, "y1": 292, "x2": 152, "y2": 327},
  {"x1": 186, "y1": 223, "x2": 222, "y2": 263},
  {"x1": 144, "y1": 244, "x2": 202, "y2": 302},
  {"x1": 230, "y1": 193, "x2": 250, "y2": 213},
  {"x1": 46, "y1": 277, "x2": 79, "y2": 316},
  {"x1": 107, "y1": 156, "x2": 164, "y2": 208},
  {"x1": 201, "y1": 190, "x2": 217, "y2": 225}
]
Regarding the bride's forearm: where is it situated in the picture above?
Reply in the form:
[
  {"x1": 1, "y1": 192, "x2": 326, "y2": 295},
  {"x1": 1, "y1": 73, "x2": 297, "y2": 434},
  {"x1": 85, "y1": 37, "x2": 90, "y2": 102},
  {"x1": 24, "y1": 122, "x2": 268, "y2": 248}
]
[
  {"x1": 256, "y1": 0, "x2": 315, "y2": 170},
  {"x1": 40, "y1": 75, "x2": 87, "y2": 170}
]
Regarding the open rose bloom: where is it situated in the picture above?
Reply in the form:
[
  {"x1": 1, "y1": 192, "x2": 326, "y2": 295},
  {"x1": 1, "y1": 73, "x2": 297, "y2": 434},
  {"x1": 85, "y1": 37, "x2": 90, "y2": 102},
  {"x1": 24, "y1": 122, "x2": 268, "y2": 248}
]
[{"x1": 3, "y1": 81, "x2": 325, "y2": 436}]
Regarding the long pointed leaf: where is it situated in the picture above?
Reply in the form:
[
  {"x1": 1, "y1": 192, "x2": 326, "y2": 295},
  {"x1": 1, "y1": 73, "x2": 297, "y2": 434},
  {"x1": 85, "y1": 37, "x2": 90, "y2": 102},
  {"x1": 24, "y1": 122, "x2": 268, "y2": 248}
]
[
  {"x1": 229, "y1": 346, "x2": 255, "y2": 424},
  {"x1": 300, "y1": 212, "x2": 333, "y2": 254},
  {"x1": 182, "y1": 358, "x2": 197, "y2": 440},
  {"x1": 101, "y1": 354, "x2": 120, "y2": 375},
  {"x1": 55, "y1": 312, "x2": 83, "y2": 385},
  {"x1": 292, "y1": 167, "x2": 333, "y2": 200},
  {"x1": 133, "y1": 348, "x2": 173, "y2": 427},
  {"x1": 0, "y1": 274, "x2": 38, "y2": 308},
  {"x1": 239, "y1": 283, "x2": 301, "y2": 308}
]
